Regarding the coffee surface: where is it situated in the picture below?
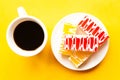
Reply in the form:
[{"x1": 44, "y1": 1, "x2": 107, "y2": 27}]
[{"x1": 14, "y1": 21, "x2": 44, "y2": 50}]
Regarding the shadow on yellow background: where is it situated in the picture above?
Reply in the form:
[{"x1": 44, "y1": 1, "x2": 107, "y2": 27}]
[{"x1": 0, "y1": 0, "x2": 120, "y2": 80}]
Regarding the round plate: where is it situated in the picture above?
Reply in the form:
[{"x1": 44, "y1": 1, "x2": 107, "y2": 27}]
[{"x1": 51, "y1": 13, "x2": 109, "y2": 71}]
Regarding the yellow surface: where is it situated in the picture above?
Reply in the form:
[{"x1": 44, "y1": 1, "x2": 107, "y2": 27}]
[{"x1": 0, "y1": 0, "x2": 120, "y2": 80}]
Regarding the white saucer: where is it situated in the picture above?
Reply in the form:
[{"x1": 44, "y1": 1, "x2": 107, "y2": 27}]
[{"x1": 51, "y1": 13, "x2": 109, "y2": 71}]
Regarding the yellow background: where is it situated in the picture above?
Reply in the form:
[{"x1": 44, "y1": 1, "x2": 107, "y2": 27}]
[{"x1": 0, "y1": 0, "x2": 120, "y2": 80}]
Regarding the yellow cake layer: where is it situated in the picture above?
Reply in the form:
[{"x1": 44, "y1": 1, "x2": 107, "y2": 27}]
[{"x1": 69, "y1": 51, "x2": 93, "y2": 68}]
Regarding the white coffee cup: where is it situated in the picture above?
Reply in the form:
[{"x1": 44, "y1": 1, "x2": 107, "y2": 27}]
[{"x1": 6, "y1": 7, "x2": 47, "y2": 57}]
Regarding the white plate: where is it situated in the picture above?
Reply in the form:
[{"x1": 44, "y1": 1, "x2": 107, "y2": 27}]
[{"x1": 51, "y1": 13, "x2": 109, "y2": 71}]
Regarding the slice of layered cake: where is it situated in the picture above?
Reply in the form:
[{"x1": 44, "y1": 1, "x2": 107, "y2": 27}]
[{"x1": 59, "y1": 23, "x2": 95, "y2": 68}]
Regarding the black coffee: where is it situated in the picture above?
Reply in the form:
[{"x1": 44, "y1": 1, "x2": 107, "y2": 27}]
[{"x1": 14, "y1": 21, "x2": 44, "y2": 50}]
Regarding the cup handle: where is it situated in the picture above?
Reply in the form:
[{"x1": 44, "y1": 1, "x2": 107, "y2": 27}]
[{"x1": 17, "y1": 6, "x2": 27, "y2": 17}]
